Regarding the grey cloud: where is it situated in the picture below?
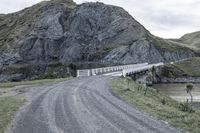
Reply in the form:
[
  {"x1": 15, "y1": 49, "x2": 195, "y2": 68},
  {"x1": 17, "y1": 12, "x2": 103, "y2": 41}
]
[{"x1": 0, "y1": 0, "x2": 200, "y2": 38}]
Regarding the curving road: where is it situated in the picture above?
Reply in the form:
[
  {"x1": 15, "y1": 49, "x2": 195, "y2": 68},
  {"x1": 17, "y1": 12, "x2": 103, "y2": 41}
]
[{"x1": 10, "y1": 76, "x2": 181, "y2": 133}]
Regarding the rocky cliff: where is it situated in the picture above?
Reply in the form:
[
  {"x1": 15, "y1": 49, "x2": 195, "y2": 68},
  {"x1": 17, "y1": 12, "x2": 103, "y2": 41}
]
[{"x1": 0, "y1": 0, "x2": 199, "y2": 80}]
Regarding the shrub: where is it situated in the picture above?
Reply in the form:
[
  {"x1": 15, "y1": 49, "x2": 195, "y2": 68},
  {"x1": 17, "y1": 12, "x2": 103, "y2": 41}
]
[
  {"x1": 179, "y1": 102, "x2": 194, "y2": 113},
  {"x1": 161, "y1": 98, "x2": 167, "y2": 105}
]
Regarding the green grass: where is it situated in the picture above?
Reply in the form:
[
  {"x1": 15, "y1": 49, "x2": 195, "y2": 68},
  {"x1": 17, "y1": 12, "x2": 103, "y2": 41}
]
[
  {"x1": 163, "y1": 57, "x2": 200, "y2": 78},
  {"x1": 0, "y1": 77, "x2": 72, "y2": 88},
  {"x1": 0, "y1": 96, "x2": 24, "y2": 133},
  {"x1": 111, "y1": 77, "x2": 200, "y2": 133},
  {"x1": 147, "y1": 34, "x2": 191, "y2": 51},
  {"x1": 171, "y1": 31, "x2": 200, "y2": 50}
]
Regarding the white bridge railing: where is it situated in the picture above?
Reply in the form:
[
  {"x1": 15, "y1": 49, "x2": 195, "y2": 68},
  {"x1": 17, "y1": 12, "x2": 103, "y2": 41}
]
[
  {"x1": 122, "y1": 63, "x2": 164, "y2": 77},
  {"x1": 77, "y1": 63, "x2": 148, "y2": 77}
]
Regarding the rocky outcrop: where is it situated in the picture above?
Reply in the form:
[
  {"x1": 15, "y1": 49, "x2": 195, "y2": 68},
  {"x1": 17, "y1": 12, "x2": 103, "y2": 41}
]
[
  {"x1": 103, "y1": 39, "x2": 197, "y2": 64},
  {"x1": 0, "y1": 0, "x2": 199, "y2": 80},
  {"x1": 0, "y1": 0, "x2": 198, "y2": 66}
]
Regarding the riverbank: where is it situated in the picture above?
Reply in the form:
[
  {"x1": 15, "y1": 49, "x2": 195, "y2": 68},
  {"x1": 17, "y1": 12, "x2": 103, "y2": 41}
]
[
  {"x1": 111, "y1": 77, "x2": 200, "y2": 133},
  {"x1": 153, "y1": 83, "x2": 200, "y2": 103}
]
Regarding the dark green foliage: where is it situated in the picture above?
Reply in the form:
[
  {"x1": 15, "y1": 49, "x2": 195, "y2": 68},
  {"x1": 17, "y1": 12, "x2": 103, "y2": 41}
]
[
  {"x1": 161, "y1": 98, "x2": 167, "y2": 105},
  {"x1": 151, "y1": 66, "x2": 156, "y2": 76},
  {"x1": 0, "y1": 63, "x2": 72, "y2": 81},
  {"x1": 69, "y1": 63, "x2": 77, "y2": 77},
  {"x1": 146, "y1": 72, "x2": 153, "y2": 86},
  {"x1": 186, "y1": 83, "x2": 194, "y2": 104},
  {"x1": 186, "y1": 84, "x2": 194, "y2": 93},
  {"x1": 162, "y1": 65, "x2": 185, "y2": 78},
  {"x1": 179, "y1": 102, "x2": 194, "y2": 113}
]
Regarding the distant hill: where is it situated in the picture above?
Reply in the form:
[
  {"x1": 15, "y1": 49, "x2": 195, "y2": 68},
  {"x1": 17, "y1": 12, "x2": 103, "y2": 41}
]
[
  {"x1": 161, "y1": 57, "x2": 200, "y2": 78},
  {"x1": 170, "y1": 31, "x2": 200, "y2": 50},
  {"x1": 0, "y1": 0, "x2": 199, "y2": 81}
]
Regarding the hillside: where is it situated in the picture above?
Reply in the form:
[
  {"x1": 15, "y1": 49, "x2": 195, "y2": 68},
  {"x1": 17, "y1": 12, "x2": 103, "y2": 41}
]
[
  {"x1": 170, "y1": 31, "x2": 200, "y2": 50},
  {"x1": 0, "y1": 0, "x2": 199, "y2": 81},
  {"x1": 161, "y1": 57, "x2": 200, "y2": 78}
]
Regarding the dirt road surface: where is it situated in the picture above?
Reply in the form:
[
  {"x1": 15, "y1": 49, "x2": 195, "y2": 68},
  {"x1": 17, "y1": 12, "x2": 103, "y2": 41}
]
[{"x1": 10, "y1": 76, "x2": 181, "y2": 133}]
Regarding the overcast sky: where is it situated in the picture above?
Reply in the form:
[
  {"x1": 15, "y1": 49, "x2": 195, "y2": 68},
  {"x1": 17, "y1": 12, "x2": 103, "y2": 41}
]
[{"x1": 0, "y1": 0, "x2": 200, "y2": 38}]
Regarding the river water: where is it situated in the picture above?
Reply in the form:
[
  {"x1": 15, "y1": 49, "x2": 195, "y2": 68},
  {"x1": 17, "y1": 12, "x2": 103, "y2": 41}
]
[{"x1": 153, "y1": 83, "x2": 200, "y2": 102}]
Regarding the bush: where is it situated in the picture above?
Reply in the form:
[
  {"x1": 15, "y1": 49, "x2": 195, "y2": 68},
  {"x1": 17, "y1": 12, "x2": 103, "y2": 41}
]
[
  {"x1": 179, "y1": 102, "x2": 194, "y2": 113},
  {"x1": 161, "y1": 98, "x2": 167, "y2": 105}
]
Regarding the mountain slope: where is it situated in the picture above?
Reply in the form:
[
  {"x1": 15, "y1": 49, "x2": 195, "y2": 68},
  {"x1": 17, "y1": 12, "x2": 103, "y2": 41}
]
[
  {"x1": 0, "y1": 0, "x2": 199, "y2": 80},
  {"x1": 170, "y1": 31, "x2": 200, "y2": 50},
  {"x1": 0, "y1": 0, "x2": 76, "y2": 65}
]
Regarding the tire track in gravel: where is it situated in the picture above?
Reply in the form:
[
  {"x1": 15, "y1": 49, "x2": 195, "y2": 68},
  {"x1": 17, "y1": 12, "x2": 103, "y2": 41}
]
[
  {"x1": 10, "y1": 76, "x2": 182, "y2": 133},
  {"x1": 91, "y1": 90, "x2": 160, "y2": 132},
  {"x1": 80, "y1": 77, "x2": 158, "y2": 133}
]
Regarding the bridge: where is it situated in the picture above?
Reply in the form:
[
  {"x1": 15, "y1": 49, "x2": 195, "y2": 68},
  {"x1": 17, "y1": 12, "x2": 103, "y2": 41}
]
[
  {"x1": 77, "y1": 62, "x2": 164, "y2": 77},
  {"x1": 13, "y1": 61, "x2": 182, "y2": 133},
  {"x1": 122, "y1": 63, "x2": 164, "y2": 77}
]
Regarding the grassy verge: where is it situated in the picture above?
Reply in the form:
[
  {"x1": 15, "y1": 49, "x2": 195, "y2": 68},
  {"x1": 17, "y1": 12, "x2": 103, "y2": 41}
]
[
  {"x1": 111, "y1": 77, "x2": 200, "y2": 133},
  {"x1": 0, "y1": 96, "x2": 24, "y2": 133},
  {"x1": 0, "y1": 77, "x2": 72, "y2": 88}
]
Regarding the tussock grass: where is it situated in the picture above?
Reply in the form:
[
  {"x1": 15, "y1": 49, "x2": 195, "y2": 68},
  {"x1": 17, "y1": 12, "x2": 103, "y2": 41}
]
[
  {"x1": 0, "y1": 96, "x2": 24, "y2": 133},
  {"x1": 0, "y1": 77, "x2": 72, "y2": 88},
  {"x1": 111, "y1": 77, "x2": 200, "y2": 133}
]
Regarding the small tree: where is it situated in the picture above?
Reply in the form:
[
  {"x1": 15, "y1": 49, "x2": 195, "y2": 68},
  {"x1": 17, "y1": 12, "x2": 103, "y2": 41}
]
[
  {"x1": 186, "y1": 83, "x2": 194, "y2": 104},
  {"x1": 151, "y1": 66, "x2": 157, "y2": 83},
  {"x1": 144, "y1": 73, "x2": 153, "y2": 96}
]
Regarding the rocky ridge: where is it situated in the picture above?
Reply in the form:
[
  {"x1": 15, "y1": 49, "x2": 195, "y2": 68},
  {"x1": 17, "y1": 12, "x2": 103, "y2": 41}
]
[{"x1": 0, "y1": 0, "x2": 199, "y2": 81}]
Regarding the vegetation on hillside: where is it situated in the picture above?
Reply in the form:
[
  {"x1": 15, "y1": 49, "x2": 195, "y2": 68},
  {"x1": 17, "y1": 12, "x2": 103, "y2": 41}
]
[
  {"x1": 147, "y1": 34, "x2": 194, "y2": 51},
  {"x1": 171, "y1": 31, "x2": 200, "y2": 50},
  {"x1": 0, "y1": 63, "x2": 76, "y2": 81},
  {"x1": 111, "y1": 78, "x2": 200, "y2": 133},
  {"x1": 0, "y1": 0, "x2": 75, "y2": 48},
  {"x1": 162, "y1": 57, "x2": 200, "y2": 78}
]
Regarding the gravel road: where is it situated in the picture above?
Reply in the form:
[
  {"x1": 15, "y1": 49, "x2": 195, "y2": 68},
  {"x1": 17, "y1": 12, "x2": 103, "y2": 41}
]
[{"x1": 10, "y1": 76, "x2": 181, "y2": 133}]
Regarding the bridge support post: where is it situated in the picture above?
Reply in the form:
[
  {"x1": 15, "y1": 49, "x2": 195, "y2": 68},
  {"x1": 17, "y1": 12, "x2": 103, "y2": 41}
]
[
  {"x1": 95, "y1": 69, "x2": 98, "y2": 74},
  {"x1": 77, "y1": 70, "x2": 80, "y2": 77},
  {"x1": 122, "y1": 70, "x2": 126, "y2": 77},
  {"x1": 91, "y1": 69, "x2": 95, "y2": 76}
]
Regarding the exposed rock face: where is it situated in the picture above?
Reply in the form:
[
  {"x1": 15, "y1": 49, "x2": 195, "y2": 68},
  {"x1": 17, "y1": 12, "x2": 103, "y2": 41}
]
[
  {"x1": 60, "y1": 2, "x2": 150, "y2": 63},
  {"x1": 0, "y1": 0, "x2": 199, "y2": 80},
  {"x1": 104, "y1": 38, "x2": 197, "y2": 64},
  {"x1": 0, "y1": 1, "x2": 198, "y2": 66}
]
